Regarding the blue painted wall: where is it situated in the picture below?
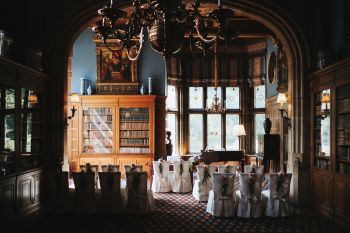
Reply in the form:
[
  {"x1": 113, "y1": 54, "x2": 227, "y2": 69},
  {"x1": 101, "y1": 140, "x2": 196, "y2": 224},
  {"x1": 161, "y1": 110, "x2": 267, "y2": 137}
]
[
  {"x1": 138, "y1": 32, "x2": 166, "y2": 96},
  {"x1": 71, "y1": 28, "x2": 166, "y2": 96},
  {"x1": 72, "y1": 29, "x2": 97, "y2": 94},
  {"x1": 266, "y1": 38, "x2": 279, "y2": 98}
]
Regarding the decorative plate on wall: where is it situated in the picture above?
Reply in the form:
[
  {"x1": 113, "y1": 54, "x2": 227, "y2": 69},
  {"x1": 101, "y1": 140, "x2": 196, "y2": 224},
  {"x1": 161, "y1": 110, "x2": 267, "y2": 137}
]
[{"x1": 268, "y1": 51, "x2": 277, "y2": 84}]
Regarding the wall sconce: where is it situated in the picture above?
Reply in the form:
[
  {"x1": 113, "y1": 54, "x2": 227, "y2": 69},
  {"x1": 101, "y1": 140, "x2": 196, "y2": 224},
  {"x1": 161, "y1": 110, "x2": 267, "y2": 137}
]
[
  {"x1": 64, "y1": 93, "x2": 80, "y2": 129},
  {"x1": 28, "y1": 91, "x2": 38, "y2": 105},
  {"x1": 277, "y1": 92, "x2": 291, "y2": 128},
  {"x1": 320, "y1": 92, "x2": 331, "y2": 120},
  {"x1": 233, "y1": 124, "x2": 246, "y2": 152}
]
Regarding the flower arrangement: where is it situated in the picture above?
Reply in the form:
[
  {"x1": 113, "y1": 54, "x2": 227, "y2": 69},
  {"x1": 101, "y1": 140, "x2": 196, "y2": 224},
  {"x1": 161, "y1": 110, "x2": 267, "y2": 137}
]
[
  {"x1": 276, "y1": 171, "x2": 286, "y2": 199},
  {"x1": 202, "y1": 166, "x2": 211, "y2": 184},
  {"x1": 248, "y1": 174, "x2": 255, "y2": 197},
  {"x1": 158, "y1": 162, "x2": 163, "y2": 176},
  {"x1": 180, "y1": 162, "x2": 183, "y2": 176},
  {"x1": 221, "y1": 176, "x2": 229, "y2": 197}
]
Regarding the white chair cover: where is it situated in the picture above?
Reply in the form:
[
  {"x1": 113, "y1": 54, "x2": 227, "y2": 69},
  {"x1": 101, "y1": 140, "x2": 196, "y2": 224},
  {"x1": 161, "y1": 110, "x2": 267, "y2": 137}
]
[
  {"x1": 192, "y1": 165, "x2": 216, "y2": 202},
  {"x1": 72, "y1": 172, "x2": 97, "y2": 214},
  {"x1": 236, "y1": 173, "x2": 263, "y2": 218},
  {"x1": 169, "y1": 161, "x2": 192, "y2": 193},
  {"x1": 46, "y1": 172, "x2": 72, "y2": 213},
  {"x1": 262, "y1": 173, "x2": 292, "y2": 217},
  {"x1": 152, "y1": 160, "x2": 170, "y2": 193},
  {"x1": 244, "y1": 165, "x2": 264, "y2": 174},
  {"x1": 125, "y1": 172, "x2": 154, "y2": 214},
  {"x1": 101, "y1": 165, "x2": 120, "y2": 172},
  {"x1": 206, "y1": 173, "x2": 236, "y2": 217},
  {"x1": 98, "y1": 172, "x2": 124, "y2": 214},
  {"x1": 217, "y1": 165, "x2": 238, "y2": 174},
  {"x1": 167, "y1": 155, "x2": 181, "y2": 162}
]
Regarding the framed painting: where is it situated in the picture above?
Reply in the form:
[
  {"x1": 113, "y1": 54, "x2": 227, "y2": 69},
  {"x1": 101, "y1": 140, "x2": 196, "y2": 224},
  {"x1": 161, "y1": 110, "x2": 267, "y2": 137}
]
[{"x1": 94, "y1": 38, "x2": 139, "y2": 95}]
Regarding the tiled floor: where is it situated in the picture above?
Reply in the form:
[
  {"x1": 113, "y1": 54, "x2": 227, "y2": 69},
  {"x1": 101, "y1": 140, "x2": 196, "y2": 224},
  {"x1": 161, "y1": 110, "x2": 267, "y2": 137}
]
[{"x1": 23, "y1": 193, "x2": 349, "y2": 233}]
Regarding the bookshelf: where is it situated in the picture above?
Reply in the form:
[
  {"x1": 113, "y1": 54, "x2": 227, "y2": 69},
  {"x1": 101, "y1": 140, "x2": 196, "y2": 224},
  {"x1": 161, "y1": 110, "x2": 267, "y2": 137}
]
[
  {"x1": 336, "y1": 85, "x2": 350, "y2": 176},
  {"x1": 73, "y1": 95, "x2": 155, "y2": 177}
]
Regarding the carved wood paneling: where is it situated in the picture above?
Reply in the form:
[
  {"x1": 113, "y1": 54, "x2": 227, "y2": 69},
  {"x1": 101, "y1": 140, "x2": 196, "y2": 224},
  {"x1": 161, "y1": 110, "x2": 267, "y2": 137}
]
[{"x1": 0, "y1": 177, "x2": 16, "y2": 223}]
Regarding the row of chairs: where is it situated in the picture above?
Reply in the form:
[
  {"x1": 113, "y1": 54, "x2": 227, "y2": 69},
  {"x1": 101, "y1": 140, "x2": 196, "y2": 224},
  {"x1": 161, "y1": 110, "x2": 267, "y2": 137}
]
[
  {"x1": 152, "y1": 160, "x2": 192, "y2": 193},
  {"x1": 191, "y1": 165, "x2": 292, "y2": 218},
  {"x1": 46, "y1": 171, "x2": 154, "y2": 214}
]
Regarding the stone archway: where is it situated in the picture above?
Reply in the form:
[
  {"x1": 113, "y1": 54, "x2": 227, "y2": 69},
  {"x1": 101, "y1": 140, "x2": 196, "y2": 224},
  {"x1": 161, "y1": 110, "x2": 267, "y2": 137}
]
[{"x1": 46, "y1": 0, "x2": 310, "y2": 204}]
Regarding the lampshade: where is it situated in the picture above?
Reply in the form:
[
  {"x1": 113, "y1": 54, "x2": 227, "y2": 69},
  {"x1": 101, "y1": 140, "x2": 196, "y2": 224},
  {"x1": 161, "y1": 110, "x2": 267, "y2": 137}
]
[
  {"x1": 28, "y1": 92, "x2": 38, "y2": 104},
  {"x1": 233, "y1": 124, "x2": 246, "y2": 136},
  {"x1": 321, "y1": 92, "x2": 330, "y2": 104},
  {"x1": 69, "y1": 93, "x2": 80, "y2": 103},
  {"x1": 277, "y1": 92, "x2": 287, "y2": 104}
]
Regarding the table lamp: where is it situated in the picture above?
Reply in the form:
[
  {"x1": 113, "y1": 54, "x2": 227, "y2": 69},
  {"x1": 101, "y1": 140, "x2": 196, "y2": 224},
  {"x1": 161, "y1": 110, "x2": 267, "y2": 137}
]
[{"x1": 233, "y1": 124, "x2": 246, "y2": 152}]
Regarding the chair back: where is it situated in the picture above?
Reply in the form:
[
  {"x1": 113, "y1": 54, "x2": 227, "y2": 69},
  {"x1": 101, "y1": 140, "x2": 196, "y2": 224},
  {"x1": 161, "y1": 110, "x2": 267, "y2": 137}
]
[
  {"x1": 153, "y1": 161, "x2": 170, "y2": 177},
  {"x1": 217, "y1": 165, "x2": 238, "y2": 174},
  {"x1": 126, "y1": 172, "x2": 148, "y2": 197},
  {"x1": 239, "y1": 173, "x2": 263, "y2": 200},
  {"x1": 212, "y1": 173, "x2": 235, "y2": 197},
  {"x1": 98, "y1": 172, "x2": 121, "y2": 194},
  {"x1": 173, "y1": 161, "x2": 190, "y2": 177},
  {"x1": 124, "y1": 164, "x2": 143, "y2": 173},
  {"x1": 244, "y1": 165, "x2": 264, "y2": 174},
  {"x1": 268, "y1": 173, "x2": 292, "y2": 199},
  {"x1": 72, "y1": 172, "x2": 95, "y2": 194}
]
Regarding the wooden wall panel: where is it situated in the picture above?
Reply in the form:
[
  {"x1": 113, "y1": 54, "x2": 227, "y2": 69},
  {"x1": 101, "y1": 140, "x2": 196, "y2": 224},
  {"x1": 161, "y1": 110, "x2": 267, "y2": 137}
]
[{"x1": 0, "y1": 177, "x2": 16, "y2": 224}]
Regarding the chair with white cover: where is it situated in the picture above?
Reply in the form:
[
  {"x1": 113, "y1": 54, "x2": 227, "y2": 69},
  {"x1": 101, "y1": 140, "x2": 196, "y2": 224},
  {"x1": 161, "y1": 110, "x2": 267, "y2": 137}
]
[
  {"x1": 236, "y1": 173, "x2": 263, "y2": 218},
  {"x1": 72, "y1": 172, "x2": 97, "y2": 214},
  {"x1": 262, "y1": 173, "x2": 292, "y2": 217},
  {"x1": 152, "y1": 160, "x2": 170, "y2": 193},
  {"x1": 192, "y1": 165, "x2": 216, "y2": 202},
  {"x1": 124, "y1": 164, "x2": 143, "y2": 175},
  {"x1": 244, "y1": 165, "x2": 264, "y2": 174},
  {"x1": 217, "y1": 165, "x2": 238, "y2": 174},
  {"x1": 46, "y1": 171, "x2": 72, "y2": 213},
  {"x1": 98, "y1": 172, "x2": 124, "y2": 214},
  {"x1": 169, "y1": 160, "x2": 192, "y2": 193},
  {"x1": 206, "y1": 173, "x2": 236, "y2": 217},
  {"x1": 125, "y1": 172, "x2": 154, "y2": 214}
]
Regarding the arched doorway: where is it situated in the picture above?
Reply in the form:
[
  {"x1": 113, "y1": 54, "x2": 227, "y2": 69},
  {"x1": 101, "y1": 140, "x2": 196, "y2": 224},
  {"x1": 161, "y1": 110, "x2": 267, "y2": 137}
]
[{"x1": 46, "y1": 0, "x2": 310, "y2": 204}]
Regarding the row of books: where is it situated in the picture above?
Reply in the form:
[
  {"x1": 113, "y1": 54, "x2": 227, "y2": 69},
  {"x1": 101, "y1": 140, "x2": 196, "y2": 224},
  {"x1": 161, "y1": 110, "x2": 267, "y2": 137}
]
[
  {"x1": 120, "y1": 138, "x2": 149, "y2": 145},
  {"x1": 315, "y1": 159, "x2": 330, "y2": 170},
  {"x1": 83, "y1": 107, "x2": 112, "y2": 115},
  {"x1": 120, "y1": 130, "x2": 149, "y2": 137},
  {"x1": 338, "y1": 147, "x2": 350, "y2": 161},
  {"x1": 119, "y1": 147, "x2": 150, "y2": 153},
  {"x1": 84, "y1": 122, "x2": 113, "y2": 130},
  {"x1": 83, "y1": 138, "x2": 113, "y2": 148},
  {"x1": 82, "y1": 148, "x2": 113, "y2": 154},
  {"x1": 339, "y1": 163, "x2": 350, "y2": 176},
  {"x1": 120, "y1": 114, "x2": 149, "y2": 122},
  {"x1": 337, "y1": 98, "x2": 350, "y2": 113},
  {"x1": 120, "y1": 108, "x2": 148, "y2": 114},
  {"x1": 83, "y1": 130, "x2": 113, "y2": 138},
  {"x1": 338, "y1": 128, "x2": 350, "y2": 145},
  {"x1": 84, "y1": 115, "x2": 112, "y2": 122},
  {"x1": 120, "y1": 122, "x2": 149, "y2": 130}
]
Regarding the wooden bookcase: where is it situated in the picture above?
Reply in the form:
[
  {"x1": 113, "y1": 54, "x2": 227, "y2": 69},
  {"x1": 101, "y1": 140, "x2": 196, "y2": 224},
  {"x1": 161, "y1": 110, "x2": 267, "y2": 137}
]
[
  {"x1": 310, "y1": 57, "x2": 350, "y2": 225},
  {"x1": 70, "y1": 95, "x2": 155, "y2": 177}
]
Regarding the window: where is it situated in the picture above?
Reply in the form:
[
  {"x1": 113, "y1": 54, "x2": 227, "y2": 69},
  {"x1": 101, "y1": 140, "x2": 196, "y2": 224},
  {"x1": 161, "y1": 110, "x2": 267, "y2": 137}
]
[
  {"x1": 189, "y1": 114, "x2": 203, "y2": 152},
  {"x1": 254, "y1": 85, "x2": 266, "y2": 152},
  {"x1": 189, "y1": 87, "x2": 203, "y2": 109},
  {"x1": 166, "y1": 85, "x2": 179, "y2": 154},
  {"x1": 188, "y1": 86, "x2": 241, "y2": 152},
  {"x1": 226, "y1": 114, "x2": 240, "y2": 150}
]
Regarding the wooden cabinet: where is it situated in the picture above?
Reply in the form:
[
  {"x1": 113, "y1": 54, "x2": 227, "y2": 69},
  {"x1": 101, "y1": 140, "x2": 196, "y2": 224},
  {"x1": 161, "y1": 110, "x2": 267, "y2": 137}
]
[
  {"x1": 0, "y1": 56, "x2": 47, "y2": 224},
  {"x1": 71, "y1": 95, "x2": 155, "y2": 177},
  {"x1": 310, "y1": 57, "x2": 350, "y2": 225}
]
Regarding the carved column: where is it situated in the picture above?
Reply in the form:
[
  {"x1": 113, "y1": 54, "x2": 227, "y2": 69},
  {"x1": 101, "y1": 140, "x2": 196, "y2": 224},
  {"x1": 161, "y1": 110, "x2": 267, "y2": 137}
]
[{"x1": 155, "y1": 96, "x2": 167, "y2": 160}]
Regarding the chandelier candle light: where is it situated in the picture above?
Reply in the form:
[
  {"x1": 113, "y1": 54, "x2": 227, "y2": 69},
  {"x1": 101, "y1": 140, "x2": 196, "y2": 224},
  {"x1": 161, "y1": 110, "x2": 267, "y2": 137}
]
[{"x1": 206, "y1": 42, "x2": 226, "y2": 113}]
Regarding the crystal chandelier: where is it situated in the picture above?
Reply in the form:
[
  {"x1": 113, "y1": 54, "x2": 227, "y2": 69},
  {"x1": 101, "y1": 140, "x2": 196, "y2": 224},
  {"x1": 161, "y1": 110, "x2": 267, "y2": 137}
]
[
  {"x1": 205, "y1": 42, "x2": 226, "y2": 113},
  {"x1": 92, "y1": 0, "x2": 238, "y2": 60}
]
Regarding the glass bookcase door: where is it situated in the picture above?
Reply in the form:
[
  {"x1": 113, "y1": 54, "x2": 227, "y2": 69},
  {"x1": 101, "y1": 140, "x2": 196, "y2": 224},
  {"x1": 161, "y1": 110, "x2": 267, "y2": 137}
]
[
  {"x1": 314, "y1": 89, "x2": 331, "y2": 170},
  {"x1": 119, "y1": 108, "x2": 150, "y2": 153},
  {"x1": 20, "y1": 88, "x2": 42, "y2": 171},
  {"x1": 336, "y1": 85, "x2": 350, "y2": 175},
  {"x1": 82, "y1": 107, "x2": 113, "y2": 154},
  {"x1": 0, "y1": 87, "x2": 16, "y2": 176}
]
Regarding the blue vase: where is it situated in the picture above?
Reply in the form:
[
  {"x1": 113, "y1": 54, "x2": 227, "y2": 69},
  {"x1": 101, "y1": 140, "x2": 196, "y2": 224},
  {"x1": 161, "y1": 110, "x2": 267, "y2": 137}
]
[{"x1": 80, "y1": 78, "x2": 87, "y2": 95}]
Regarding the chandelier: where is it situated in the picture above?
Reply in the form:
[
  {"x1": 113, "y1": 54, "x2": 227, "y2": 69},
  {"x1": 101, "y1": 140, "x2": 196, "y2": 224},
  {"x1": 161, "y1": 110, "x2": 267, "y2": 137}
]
[
  {"x1": 92, "y1": 0, "x2": 238, "y2": 60},
  {"x1": 205, "y1": 42, "x2": 226, "y2": 113}
]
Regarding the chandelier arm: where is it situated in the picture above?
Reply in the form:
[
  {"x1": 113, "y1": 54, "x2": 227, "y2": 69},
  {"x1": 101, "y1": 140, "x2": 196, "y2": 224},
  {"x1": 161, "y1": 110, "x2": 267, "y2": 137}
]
[
  {"x1": 194, "y1": 18, "x2": 218, "y2": 44},
  {"x1": 126, "y1": 28, "x2": 145, "y2": 61}
]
